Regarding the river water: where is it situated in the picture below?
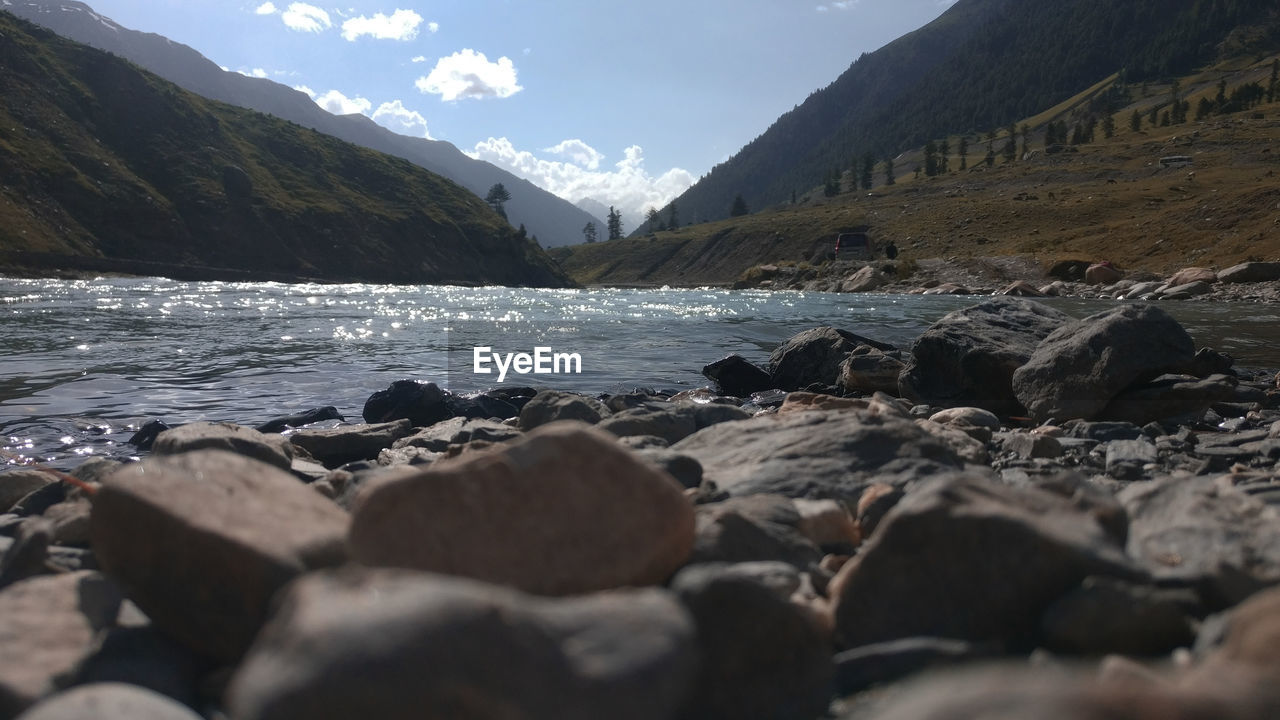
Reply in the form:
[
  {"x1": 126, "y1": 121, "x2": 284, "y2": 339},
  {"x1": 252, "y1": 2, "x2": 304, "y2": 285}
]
[{"x1": 3, "y1": 277, "x2": 1278, "y2": 469}]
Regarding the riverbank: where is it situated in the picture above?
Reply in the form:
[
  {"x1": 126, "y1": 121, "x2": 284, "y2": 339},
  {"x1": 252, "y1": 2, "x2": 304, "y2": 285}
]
[{"x1": 2, "y1": 297, "x2": 1279, "y2": 718}]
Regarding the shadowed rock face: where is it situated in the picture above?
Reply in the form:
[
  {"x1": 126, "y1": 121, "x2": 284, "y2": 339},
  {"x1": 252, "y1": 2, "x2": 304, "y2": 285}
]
[{"x1": 899, "y1": 298, "x2": 1071, "y2": 417}]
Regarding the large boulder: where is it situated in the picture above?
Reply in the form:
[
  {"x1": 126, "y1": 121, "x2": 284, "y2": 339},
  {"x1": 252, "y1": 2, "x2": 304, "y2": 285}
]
[
  {"x1": 826, "y1": 474, "x2": 1144, "y2": 651},
  {"x1": 671, "y1": 409, "x2": 964, "y2": 502},
  {"x1": 0, "y1": 471, "x2": 54, "y2": 514},
  {"x1": 362, "y1": 380, "x2": 451, "y2": 427},
  {"x1": 1167, "y1": 267, "x2": 1218, "y2": 286},
  {"x1": 1084, "y1": 263, "x2": 1124, "y2": 284},
  {"x1": 838, "y1": 346, "x2": 905, "y2": 395},
  {"x1": 1218, "y1": 262, "x2": 1280, "y2": 284},
  {"x1": 689, "y1": 495, "x2": 824, "y2": 569},
  {"x1": 1100, "y1": 374, "x2": 1238, "y2": 425},
  {"x1": 90, "y1": 451, "x2": 350, "y2": 661},
  {"x1": 288, "y1": 419, "x2": 414, "y2": 467},
  {"x1": 1012, "y1": 303, "x2": 1197, "y2": 423},
  {"x1": 898, "y1": 298, "x2": 1071, "y2": 416},
  {"x1": 840, "y1": 265, "x2": 887, "y2": 293},
  {"x1": 0, "y1": 572, "x2": 123, "y2": 717},
  {"x1": 769, "y1": 327, "x2": 893, "y2": 391},
  {"x1": 349, "y1": 422, "x2": 695, "y2": 595},
  {"x1": 597, "y1": 403, "x2": 699, "y2": 444},
  {"x1": 518, "y1": 390, "x2": 610, "y2": 430},
  {"x1": 226, "y1": 568, "x2": 696, "y2": 720}
]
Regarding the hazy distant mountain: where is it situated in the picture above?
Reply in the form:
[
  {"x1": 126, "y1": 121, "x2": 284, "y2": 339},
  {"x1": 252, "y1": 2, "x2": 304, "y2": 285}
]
[
  {"x1": 666, "y1": 0, "x2": 1278, "y2": 227},
  {"x1": 0, "y1": 11, "x2": 570, "y2": 286},
  {"x1": 5, "y1": 0, "x2": 599, "y2": 247},
  {"x1": 574, "y1": 198, "x2": 611, "y2": 228}
]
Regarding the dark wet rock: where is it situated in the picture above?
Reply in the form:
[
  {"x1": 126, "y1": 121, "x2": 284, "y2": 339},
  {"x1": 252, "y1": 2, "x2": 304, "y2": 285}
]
[
  {"x1": 1013, "y1": 303, "x2": 1197, "y2": 423},
  {"x1": 151, "y1": 422, "x2": 293, "y2": 471},
  {"x1": 362, "y1": 380, "x2": 451, "y2": 427},
  {"x1": 672, "y1": 408, "x2": 964, "y2": 502},
  {"x1": 633, "y1": 448, "x2": 703, "y2": 489},
  {"x1": 833, "y1": 637, "x2": 984, "y2": 696},
  {"x1": 1105, "y1": 439, "x2": 1159, "y2": 480},
  {"x1": 672, "y1": 564, "x2": 832, "y2": 720},
  {"x1": 1067, "y1": 420, "x2": 1146, "y2": 442},
  {"x1": 288, "y1": 419, "x2": 414, "y2": 468},
  {"x1": 689, "y1": 495, "x2": 823, "y2": 569},
  {"x1": 7, "y1": 481, "x2": 66, "y2": 519},
  {"x1": 838, "y1": 345, "x2": 906, "y2": 395},
  {"x1": 827, "y1": 474, "x2": 1144, "y2": 651},
  {"x1": 254, "y1": 406, "x2": 344, "y2": 434},
  {"x1": 91, "y1": 450, "x2": 349, "y2": 661},
  {"x1": 702, "y1": 355, "x2": 774, "y2": 397},
  {"x1": 350, "y1": 423, "x2": 695, "y2": 596},
  {"x1": 1040, "y1": 576, "x2": 1196, "y2": 657},
  {"x1": 126, "y1": 420, "x2": 170, "y2": 451},
  {"x1": 1047, "y1": 259, "x2": 1091, "y2": 282},
  {"x1": 226, "y1": 568, "x2": 696, "y2": 720},
  {"x1": 899, "y1": 298, "x2": 1070, "y2": 416},
  {"x1": 444, "y1": 393, "x2": 521, "y2": 421},
  {"x1": 391, "y1": 417, "x2": 521, "y2": 454},
  {"x1": 0, "y1": 572, "x2": 123, "y2": 718},
  {"x1": 1119, "y1": 475, "x2": 1280, "y2": 608},
  {"x1": 517, "y1": 389, "x2": 610, "y2": 430},
  {"x1": 597, "y1": 403, "x2": 699, "y2": 444},
  {"x1": 768, "y1": 327, "x2": 894, "y2": 392},
  {"x1": 72, "y1": 627, "x2": 206, "y2": 709},
  {"x1": 14, "y1": 683, "x2": 204, "y2": 720},
  {"x1": 1102, "y1": 374, "x2": 1238, "y2": 426},
  {"x1": 1188, "y1": 348, "x2": 1236, "y2": 378}
]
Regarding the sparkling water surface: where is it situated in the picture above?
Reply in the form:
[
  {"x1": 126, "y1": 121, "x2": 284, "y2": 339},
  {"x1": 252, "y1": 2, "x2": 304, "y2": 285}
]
[{"x1": 3, "y1": 276, "x2": 1278, "y2": 469}]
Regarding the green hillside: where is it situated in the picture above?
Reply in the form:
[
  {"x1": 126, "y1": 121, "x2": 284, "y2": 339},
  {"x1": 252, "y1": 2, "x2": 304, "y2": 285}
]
[
  {"x1": 0, "y1": 11, "x2": 570, "y2": 286},
  {"x1": 655, "y1": 0, "x2": 1279, "y2": 232}
]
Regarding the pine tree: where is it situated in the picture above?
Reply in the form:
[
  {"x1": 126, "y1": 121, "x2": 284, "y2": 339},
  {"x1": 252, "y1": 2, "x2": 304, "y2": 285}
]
[
  {"x1": 667, "y1": 202, "x2": 679, "y2": 230},
  {"x1": 730, "y1": 194, "x2": 749, "y2": 217},
  {"x1": 1269, "y1": 59, "x2": 1279, "y2": 103},
  {"x1": 645, "y1": 207, "x2": 661, "y2": 231},
  {"x1": 1103, "y1": 113, "x2": 1116, "y2": 139},
  {"x1": 883, "y1": 157, "x2": 895, "y2": 186},
  {"x1": 924, "y1": 140, "x2": 939, "y2": 177},
  {"x1": 958, "y1": 136, "x2": 969, "y2": 170},
  {"x1": 484, "y1": 183, "x2": 511, "y2": 219},
  {"x1": 607, "y1": 206, "x2": 623, "y2": 240},
  {"x1": 1130, "y1": 109, "x2": 1142, "y2": 132},
  {"x1": 860, "y1": 153, "x2": 875, "y2": 190},
  {"x1": 938, "y1": 139, "x2": 950, "y2": 174},
  {"x1": 582, "y1": 221, "x2": 597, "y2": 244},
  {"x1": 1019, "y1": 125, "x2": 1031, "y2": 158}
]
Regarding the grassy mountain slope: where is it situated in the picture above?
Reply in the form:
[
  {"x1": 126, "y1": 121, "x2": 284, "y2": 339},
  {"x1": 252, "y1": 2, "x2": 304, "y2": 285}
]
[
  {"x1": 7, "y1": 0, "x2": 599, "y2": 247},
  {"x1": 557, "y1": 56, "x2": 1280, "y2": 286},
  {"x1": 0, "y1": 11, "x2": 570, "y2": 285},
  {"x1": 658, "y1": 0, "x2": 1278, "y2": 231}
]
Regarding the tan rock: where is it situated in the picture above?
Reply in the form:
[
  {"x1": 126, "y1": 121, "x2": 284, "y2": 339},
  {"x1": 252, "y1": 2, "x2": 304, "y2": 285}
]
[
  {"x1": 152, "y1": 422, "x2": 292, "y2": 470},
  {"x1": 349, "y1": 422, "x2": 695, "y2": 595},
  {"x1": 0, "y1": 470, "x2": 55, "y2": 514},
  {"x1": 1085, "y1": 263, "x2": 1124, "y2": 284},
  {"x1": 0, "y1": 572, "x2": 122, "y2": 717},
  {"x1": 1167, "y1": 267, "x2": 1217, "y2": 287},
  {"x1": 91, "y1": 450, "x2": 349, "y2": 661},
  {"x1": 793, "y1": 498, "x2": 860, "y2": 549},
  {"x1": 778, "y1": 392, "x2": 870, "y2": 414}
]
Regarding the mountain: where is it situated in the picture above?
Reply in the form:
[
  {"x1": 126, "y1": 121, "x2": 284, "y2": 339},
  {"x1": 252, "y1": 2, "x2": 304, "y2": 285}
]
[
  {"x1": 0, "y1": 10, "x2": 570, "y2": 286},
  {"x1": 663, "y1": 0, "x2": 1280, "y2": 228},
  {"x1": 4, "y1": 0, "x2": 599, "y2": 247}
]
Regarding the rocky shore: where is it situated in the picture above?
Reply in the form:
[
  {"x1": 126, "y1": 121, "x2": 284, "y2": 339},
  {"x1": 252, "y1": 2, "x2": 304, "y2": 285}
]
[
  {"x1": 739, "y1": 257, "x2": 1280, "y2": 303},
  {"x1": 2, "y1": 298, "x2": 1280, "y2": 719}
]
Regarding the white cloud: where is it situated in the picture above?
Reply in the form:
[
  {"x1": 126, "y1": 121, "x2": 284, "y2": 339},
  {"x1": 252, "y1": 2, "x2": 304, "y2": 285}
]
[
  {"x1": 372, "y1": 100, "x2": 431, "y2": 138},
  {"x1": 411, "y1": 55, "x2": 427, "y2": 63},
  {"x1": 466, "y1": 138, "x2": 694, "y2": 225},
  {"x1": 294, "y1": 84, "x2": 316, "y2": 97},
  {"x1": 416, "y1": 49, "x2": 522, "y2": 102},
  {"x1": 340, "y1": 9, "x2": 424, "y2": 41},
  {"x1": 314, "y1": 88, "x2": 372, "y2": 115},
  {"x1": 428, "y1": 21, "x2": 439, "y2": 33},
  {"x1": 282, "y1": 3, "x2": 331, "y2": 33},
  {"x1": 255, "y1": 2, "x2": 278, "y2": 15},
  {"x1": 250, "y1": 68, "x2": 268, "y2": 78}
]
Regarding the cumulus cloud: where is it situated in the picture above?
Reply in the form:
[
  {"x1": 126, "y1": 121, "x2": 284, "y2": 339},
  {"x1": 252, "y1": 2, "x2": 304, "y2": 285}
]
[
  {"x1": 428, "y1": 21, "x2": 439, "y2": 33},
  {"x1": 282, "y1": 3, "x2": 331, "y2": 32},
  {"x1": 341, "y1": 9, "x2": 424, "y2": 41},
  {"x1": 372, "y1": 100, "x2": 431, "y2": 138},
  {"x1": 411, "y1": 55, "x2": 427, "y2": 63},
  {"x1": 466, "y1": 138, "x2": 694, "y2": 225},
  {"x1": 255, "y1": 2, "x2": 278, "y2": 15},
  {"x1": 416, "y1": 49, "x2": 522, "y2": 101},
  {"x1": 314, "y1": 88, "x2": 372, "y2": 115},
  {"x1": 294, "y1": 84, "x2": 316, "y2": 97}
]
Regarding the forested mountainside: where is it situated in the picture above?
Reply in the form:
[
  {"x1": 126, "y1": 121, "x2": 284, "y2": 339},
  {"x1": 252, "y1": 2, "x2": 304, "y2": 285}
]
[
  {"x1": 0, "y1": 11, "x2": 570, "y2": 286},
  {"x1": 657, "y1": 0, "x2": 1279, "y2": 231},
  {"x1": 6, "y1": 0, "x2": 599, "y2": 247}
]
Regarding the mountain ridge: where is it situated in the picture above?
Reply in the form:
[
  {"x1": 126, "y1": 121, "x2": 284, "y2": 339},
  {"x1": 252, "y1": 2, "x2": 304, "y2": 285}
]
[{"x1": 5, "y1": 0, "x2": 598, "y2": 247}]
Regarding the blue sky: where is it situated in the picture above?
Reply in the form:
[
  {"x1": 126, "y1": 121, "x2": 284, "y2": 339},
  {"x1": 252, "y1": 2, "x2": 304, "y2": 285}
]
[{"x1": 75, "y1": 0, "x2": 956, "y2": 220}]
